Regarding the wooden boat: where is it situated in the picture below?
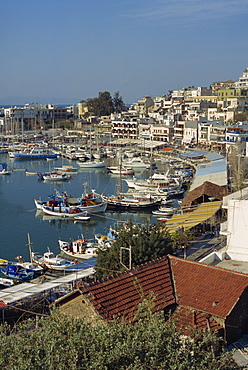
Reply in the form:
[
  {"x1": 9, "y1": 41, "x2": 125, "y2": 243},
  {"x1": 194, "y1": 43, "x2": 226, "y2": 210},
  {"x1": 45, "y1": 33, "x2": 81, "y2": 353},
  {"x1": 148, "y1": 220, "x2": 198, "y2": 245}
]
[
  {"x1": 0, "y1": 277, "x2": 14, "y2": 288},
  {"x1": 32, "y1": 249, "x2": 93, "y2": 271},
  {"x1": 41, "y1": 205, "x2": 88, "y2": 218},
  {"x1": 58, "y1": 238, "x2": 99, "y2": 259},
  {"x1": 1, "y1": 264, "x2": 34, "y2": 281},
  {"x1": 34, "y1": 186, "x2": 107, "y2": 214},
  {"x1": 102, "y1": 194, "x2": 161, "y2": 210}
]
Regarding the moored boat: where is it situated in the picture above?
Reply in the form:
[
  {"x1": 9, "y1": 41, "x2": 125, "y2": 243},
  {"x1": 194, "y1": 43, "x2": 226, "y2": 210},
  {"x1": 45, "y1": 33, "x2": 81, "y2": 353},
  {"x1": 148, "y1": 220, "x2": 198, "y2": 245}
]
[
  {"x1": 0, "y1": 163, "x2": 11, "y2": 175},
  {"x1": 0, "y1": 277, "x2": 14, "y2": 288},
  {"x1": 1, "y1": 264, "x2": 34, "y2": 281},
  {"x1": 58, "y1": 237, "x2": 99, "y2": 259},
  {"x1": 32, "y1": 249, "x2": 93, "y2": 271},
  {"x1": 38, "y1": 172, "x2": 71, "y2": 181},
  {"x1": 10, "y1": 147, "x2": 58, "y2": 160},
  {"x1": 41, "y1": 205, "x2": 87, "y2": 218},
  {"x1": 34, "y1": 186, "x2": 107, "y2": 214}
]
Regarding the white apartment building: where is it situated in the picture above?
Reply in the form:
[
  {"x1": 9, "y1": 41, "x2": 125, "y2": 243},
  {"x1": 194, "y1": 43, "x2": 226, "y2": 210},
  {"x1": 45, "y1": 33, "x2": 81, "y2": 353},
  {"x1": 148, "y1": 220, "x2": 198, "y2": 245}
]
[{"x1": 234, "y1": 67, "x2": 248, "y2": 89}]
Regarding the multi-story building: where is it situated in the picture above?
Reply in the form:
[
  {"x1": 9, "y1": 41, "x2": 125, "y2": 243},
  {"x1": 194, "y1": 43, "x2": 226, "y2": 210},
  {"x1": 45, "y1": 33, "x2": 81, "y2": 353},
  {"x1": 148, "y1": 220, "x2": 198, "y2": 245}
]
[
  {"x1": 234, "y1": 67, "x2": 248, "y2": 89},
  {"x1": 134, "y1": 96, "x2": 154, "y2": 115},
  {"x1": 210, "y1": 80, "x2": 235, "y2": 95},
  {"x1": 112, "y1": 118, "x2": 139, "y2": 139},
  {"x1": 182, "y1": 121, "x2": 198, "y2": 144},
  {"x1": 225, "y1": 124, "x2": 248, "y2": 156}
]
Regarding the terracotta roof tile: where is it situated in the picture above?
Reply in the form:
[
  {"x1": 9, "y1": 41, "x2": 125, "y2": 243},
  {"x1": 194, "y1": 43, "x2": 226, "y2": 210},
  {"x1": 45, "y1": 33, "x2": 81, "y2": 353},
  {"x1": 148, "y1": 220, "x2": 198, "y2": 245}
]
[
  {"x1": 81, "y1": 256, "x2": 175, "y2": 321},
  {"x1": 0, "y1": 300, "x2": 7, "y2": 309},
  {"x1": 169, "y1": 256, "x2": 248, "y2": 318},
  {"x1": 173, "y1": 306, "x2": 223, "y2": 333}
]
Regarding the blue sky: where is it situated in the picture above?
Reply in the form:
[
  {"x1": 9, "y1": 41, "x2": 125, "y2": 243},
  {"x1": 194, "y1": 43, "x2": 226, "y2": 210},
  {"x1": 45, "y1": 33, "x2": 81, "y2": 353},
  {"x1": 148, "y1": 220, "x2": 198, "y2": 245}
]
[{"x1": 1, "y1": 0, "x2": 248, "y2": 105}]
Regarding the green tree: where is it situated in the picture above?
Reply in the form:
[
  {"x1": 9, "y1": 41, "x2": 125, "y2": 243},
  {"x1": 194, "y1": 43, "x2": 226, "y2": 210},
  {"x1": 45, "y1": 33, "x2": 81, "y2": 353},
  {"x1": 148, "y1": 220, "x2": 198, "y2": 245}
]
[
  {"x1": 171, "y1": 228, "x2": 195, "y2": 258},
  {"x1": 86, "y1": 91, "x2": 114, "y2": 116},
  {"x1": 0, "y1": 311, "x2": 236, "y2": 369},
  {"x1": 95, "y1": 221, "x2": 174, "y2": 280},
  {"x1": 113, "y1": 91, "x2": 126, "y2": 113}
]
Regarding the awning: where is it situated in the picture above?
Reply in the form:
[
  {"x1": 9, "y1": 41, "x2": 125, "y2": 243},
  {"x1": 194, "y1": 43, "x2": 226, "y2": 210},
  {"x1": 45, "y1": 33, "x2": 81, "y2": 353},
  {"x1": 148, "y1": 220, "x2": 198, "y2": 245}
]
[{"x1": 165, "y1": 201, "x2": 222, "y2": 232}]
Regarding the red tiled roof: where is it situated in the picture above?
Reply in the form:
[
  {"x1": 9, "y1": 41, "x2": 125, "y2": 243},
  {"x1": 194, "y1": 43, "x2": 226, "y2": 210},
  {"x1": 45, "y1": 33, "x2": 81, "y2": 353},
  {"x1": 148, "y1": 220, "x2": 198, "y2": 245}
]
[
  {"x1": 81, "y1": 256, "x2": 175, "y2": 322},
  {"x1": 80, "y1": 255, "x2": 248, "y2": 324},
  {"x1": 169, "y1": 256, "x2": 248, "y2": 318},
  {"x1": 173, "y1": 306, "x2": 223, "y2": 333},
  {"x1": 0, "y1": 300, "x2": 7, "y2": 309}
]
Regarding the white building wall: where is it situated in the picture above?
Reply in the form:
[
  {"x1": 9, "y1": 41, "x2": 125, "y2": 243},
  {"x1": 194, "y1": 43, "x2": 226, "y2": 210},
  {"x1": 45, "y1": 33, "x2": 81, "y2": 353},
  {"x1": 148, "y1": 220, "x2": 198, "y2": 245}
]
[{"x1": 225, "y1": 199, "x2": 248, "y2": 260}]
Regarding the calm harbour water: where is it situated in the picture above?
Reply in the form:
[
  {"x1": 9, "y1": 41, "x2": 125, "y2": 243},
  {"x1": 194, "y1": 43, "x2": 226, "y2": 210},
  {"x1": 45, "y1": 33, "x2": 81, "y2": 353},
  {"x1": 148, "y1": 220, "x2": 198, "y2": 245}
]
[{"x1": 0, "y1": 153, "x2": 155, "y2": 262}]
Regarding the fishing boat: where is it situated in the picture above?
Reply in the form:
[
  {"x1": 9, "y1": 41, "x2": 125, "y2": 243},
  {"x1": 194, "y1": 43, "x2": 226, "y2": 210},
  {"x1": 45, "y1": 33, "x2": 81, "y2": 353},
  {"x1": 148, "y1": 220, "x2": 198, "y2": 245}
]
[
  {"x1": 0, "y1": 163, "x2": 11, "y2": 175},
  {"x1": 14, "y1": 234, "x2": 45, "y2": 276},
  {"x1": 32, "y1": 249, "x2": 91, "y2": 271},
  {"x1": 34, "y1": 185, "x2": 107, "y2": 214},
  {"x1": 38, "y1": 172, "x2": 71, "y2": 181},
  {"x1": 0, "y1": 277, "x2": 14, "y2": 288},
  {"x1": 95, "y1": 226, "x2": 117, "y2": 249},
  {"x1": 10, "y1": 147, "x2": 58, "y2": 160},
  {"x1": 41, "y1": 205, "x2": 87, "y2": 218},
  {"x1": 1, "y1": 264, "x2": 34, "y2": 281},
  {"x1": 58, "y1": 237, "x2": 99, "y2": 259}
]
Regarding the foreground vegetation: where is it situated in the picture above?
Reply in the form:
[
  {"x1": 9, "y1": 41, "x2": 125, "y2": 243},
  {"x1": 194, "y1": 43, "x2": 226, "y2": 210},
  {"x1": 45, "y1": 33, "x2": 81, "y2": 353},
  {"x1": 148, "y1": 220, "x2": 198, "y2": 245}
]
[
  {"x1": 95, "y1": 222, "x2": 174, "y2": 280},
  {"x1": 0, "y1": 310, "x2": 236, "y2": 370}
]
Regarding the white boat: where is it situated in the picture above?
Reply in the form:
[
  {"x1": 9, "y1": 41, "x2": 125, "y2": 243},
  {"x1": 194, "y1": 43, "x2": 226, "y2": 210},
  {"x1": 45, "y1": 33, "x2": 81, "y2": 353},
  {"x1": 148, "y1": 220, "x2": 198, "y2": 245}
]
[
  {"x1": 54, "y1": 165, "x2": 78, "y2": 175},
  {"x1": 40, "y1": 172, "x2": 71, "y2": 181},
  {"x1": 152, "y1": 207, "x2": 176, "y2": 216},
  {"x1": 125, "y1": 170, "x2": 181, "y2": 191},
  {"x1": 32, "y1": 249, "x2": 77, "y2": 271},
  {"x1": 32, "y1": 249, "x2": 92, "y2": 271},
  {"x1": 77, "y1": 160, "x2": 106, "y2": 168},
  {"x1": 0, "y1": 277, "x2": 14, "y2": 288},
  {"x1": 41, "y1": 205, "x2": 88, "y2": 218},
  {"x1": 0, "y1": 163, "x2": 11, "y2": 175},
  {"x1": 107, "y1": 166, "x2": 134, "y2": 176},
  {"x1": 95, "y1": 227, "x2": 117, "y2": 249},
  {"x1": 123, "y1": 157, "x2": 151, "y2": 169},
  {"x1": 58, "y1": 237, "x2": 98, "y2": 259},
  {"x1": 15, "y1": 234, "x2": 44, "y2": 275},
  {"x1": 73, "y1": 215, "x2": 91, "y2": 222}
]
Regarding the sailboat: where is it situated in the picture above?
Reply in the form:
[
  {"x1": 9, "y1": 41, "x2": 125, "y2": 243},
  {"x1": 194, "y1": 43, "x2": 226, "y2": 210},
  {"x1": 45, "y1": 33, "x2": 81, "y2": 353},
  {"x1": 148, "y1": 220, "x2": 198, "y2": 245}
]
[{"x1": 77, "y1": 128, "x2": 106, "y2": 168}]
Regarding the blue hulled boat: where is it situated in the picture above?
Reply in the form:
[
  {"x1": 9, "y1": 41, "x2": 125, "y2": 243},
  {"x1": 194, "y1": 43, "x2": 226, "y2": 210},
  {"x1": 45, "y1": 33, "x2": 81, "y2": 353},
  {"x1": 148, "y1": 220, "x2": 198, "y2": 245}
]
[{"x1": 1, "y1": 264, "x2": 34, "y2": 281}]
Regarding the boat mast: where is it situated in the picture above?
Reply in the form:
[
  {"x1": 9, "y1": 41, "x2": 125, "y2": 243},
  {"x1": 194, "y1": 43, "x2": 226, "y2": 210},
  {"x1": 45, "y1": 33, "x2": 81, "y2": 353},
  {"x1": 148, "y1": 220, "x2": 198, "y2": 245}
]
[{"x1": 27, "y1": 233, "x2": 33, "y2": 262}]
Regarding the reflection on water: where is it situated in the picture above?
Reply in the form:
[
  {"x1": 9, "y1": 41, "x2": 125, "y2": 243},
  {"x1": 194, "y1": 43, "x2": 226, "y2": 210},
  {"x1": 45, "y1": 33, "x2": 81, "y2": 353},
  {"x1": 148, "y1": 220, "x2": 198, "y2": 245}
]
[{"x1": 0, "y1": 154, "x2": 158, "y2": 262}]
